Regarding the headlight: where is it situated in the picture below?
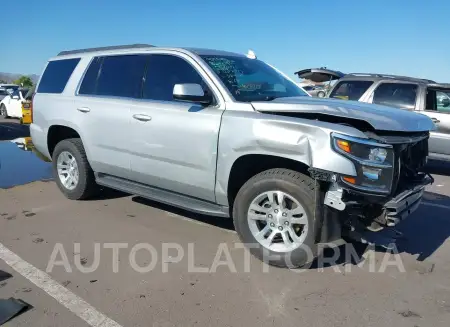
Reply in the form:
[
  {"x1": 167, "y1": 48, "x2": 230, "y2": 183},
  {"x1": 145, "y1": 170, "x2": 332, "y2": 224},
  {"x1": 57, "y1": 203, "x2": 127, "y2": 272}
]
[{"x1": 332, "y1": 133, "x2": 394, "y2": 194}]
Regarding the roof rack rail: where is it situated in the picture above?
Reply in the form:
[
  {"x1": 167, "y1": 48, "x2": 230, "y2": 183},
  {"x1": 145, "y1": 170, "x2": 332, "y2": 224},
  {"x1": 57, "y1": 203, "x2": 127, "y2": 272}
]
[
  {"x1": 57, "y1": 44, "x2": 155, "y2": 56},
  {"x1": 347, "y1": 73, "x2": 435, "y2": 84}
]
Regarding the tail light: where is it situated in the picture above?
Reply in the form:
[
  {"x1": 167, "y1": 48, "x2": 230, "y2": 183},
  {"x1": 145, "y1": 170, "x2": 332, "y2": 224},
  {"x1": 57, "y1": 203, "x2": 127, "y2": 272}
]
[{"x1": 30, "y1": 92, "x2": 35, "y2": 123}]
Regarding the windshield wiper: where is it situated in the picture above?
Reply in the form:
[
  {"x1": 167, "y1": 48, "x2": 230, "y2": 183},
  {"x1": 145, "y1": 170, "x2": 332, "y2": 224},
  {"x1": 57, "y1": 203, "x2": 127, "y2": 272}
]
[{"x1": 262, "y1": 96, "x2": 282, "y2": 101}]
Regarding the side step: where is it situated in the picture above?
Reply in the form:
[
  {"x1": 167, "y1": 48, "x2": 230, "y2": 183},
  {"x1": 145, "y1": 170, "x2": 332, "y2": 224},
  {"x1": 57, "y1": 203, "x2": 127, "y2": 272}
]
[{"x1": 95, "y1": 173, "x2": 230, "y2": 218}]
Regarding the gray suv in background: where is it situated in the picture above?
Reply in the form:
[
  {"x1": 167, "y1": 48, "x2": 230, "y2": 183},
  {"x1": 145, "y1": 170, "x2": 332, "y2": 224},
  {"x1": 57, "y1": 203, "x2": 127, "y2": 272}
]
[
  {"x1": 296, "y1": 69, "x2": 450, "y2": 161},
  {"x1": 31, "y1": 45, "x2": 435, "y2": 268}
]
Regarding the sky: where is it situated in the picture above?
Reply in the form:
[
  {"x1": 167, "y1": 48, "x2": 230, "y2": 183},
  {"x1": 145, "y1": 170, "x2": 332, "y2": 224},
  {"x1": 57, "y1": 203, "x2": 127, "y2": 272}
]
[{"x1": 1, "y1": 0, "x2": 449, "y2": 82}]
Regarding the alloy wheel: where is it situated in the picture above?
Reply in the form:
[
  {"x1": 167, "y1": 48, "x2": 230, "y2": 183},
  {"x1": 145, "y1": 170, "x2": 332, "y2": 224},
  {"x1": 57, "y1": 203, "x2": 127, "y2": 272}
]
[
  {"x1": 247, "y1": 190, "x2": 309, "y2": 253},
  {"x1": 57, "y1": 151, "x2": 79, "y2": 191}
]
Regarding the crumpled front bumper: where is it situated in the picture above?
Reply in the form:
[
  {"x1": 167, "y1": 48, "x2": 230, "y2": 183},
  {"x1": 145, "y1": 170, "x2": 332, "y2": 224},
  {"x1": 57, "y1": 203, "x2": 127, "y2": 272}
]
[{"x1": 383, "y1": 174, "x2": 434, "y2": 226}]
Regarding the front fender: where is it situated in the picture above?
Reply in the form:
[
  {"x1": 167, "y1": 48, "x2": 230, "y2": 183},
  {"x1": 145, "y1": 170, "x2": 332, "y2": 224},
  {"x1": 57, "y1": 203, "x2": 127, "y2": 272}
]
[{"x1": 215, "y1": 110, "x2": 361, "y2": 206}]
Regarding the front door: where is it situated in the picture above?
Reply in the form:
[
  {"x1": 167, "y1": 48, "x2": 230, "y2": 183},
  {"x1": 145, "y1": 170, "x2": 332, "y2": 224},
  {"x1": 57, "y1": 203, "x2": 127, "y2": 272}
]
[
  {"x1": 129, "y1": 53, "x2": 224, "y2": 202},
  {"x1": 421, "y1": 88, "x2": 450, "y2": 158}
]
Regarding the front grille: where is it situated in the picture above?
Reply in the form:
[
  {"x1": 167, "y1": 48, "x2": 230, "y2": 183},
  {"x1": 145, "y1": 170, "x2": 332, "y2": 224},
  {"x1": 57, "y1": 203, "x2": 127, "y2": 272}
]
[{"x1": 390, "y1": 136, "x2": 429, "y2": 195}]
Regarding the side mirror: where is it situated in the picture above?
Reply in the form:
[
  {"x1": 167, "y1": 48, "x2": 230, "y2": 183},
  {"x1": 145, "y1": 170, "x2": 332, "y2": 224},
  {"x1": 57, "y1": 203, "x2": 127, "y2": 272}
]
[
  {"x1": 173, "y1": 84, "x2": 212, "y2": 105},
  {"x1": 442, "y1": 97, "x2": 450, "y2": 108}
]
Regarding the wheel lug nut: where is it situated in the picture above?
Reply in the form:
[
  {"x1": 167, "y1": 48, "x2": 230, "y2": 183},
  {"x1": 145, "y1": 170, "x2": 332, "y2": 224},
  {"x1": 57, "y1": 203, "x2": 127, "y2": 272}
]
[
  {"x1": 278, "y1": 226, "x2": 283, "y2": 231},
  {"x1": 282, "y1": 212, "x2": 287, "y2": 217},
  {"x1": 284, "y1": 221, "x2": 289, "y2": 226},
  {"x1": 268, "y1": 214, "x2": 273, "y2": 218},
  {"x1": 270, "y1": 223, "x2": 275, "y2": 227},
  {"x1": 274, "y1": 209, "x2": 279, "y2": 213}
]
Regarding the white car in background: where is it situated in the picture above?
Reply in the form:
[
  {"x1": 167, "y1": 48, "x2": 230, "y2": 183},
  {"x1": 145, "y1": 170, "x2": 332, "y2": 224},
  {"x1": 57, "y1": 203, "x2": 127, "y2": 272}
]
[
  {"x1": 0, "y1": 84, "x2": 19, "y2": 101},
  {"x1": 0, "y1": 87, "x2": 29, "y2": 119}
]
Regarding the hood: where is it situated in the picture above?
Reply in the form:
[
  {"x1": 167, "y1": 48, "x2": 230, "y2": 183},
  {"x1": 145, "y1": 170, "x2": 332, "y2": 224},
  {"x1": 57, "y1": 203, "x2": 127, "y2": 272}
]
[{"x1": 251, "y1": 97, "x2": 436, "y2": 132}]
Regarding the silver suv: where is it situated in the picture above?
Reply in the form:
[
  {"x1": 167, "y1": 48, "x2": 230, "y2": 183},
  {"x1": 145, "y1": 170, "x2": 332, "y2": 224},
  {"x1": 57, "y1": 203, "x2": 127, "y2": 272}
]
[
  {"x1": 296, "y1": 69, "x2": 450, "y2": 161},
  {"x1": 31, "y1": 44, "x2": 435, "y2": 268}
]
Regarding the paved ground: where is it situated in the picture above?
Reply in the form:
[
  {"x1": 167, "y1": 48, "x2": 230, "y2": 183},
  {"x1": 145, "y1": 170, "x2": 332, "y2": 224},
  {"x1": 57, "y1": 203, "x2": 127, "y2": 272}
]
[{"x1": 1, "y1": 118, "x2": 450, "y2": 327}]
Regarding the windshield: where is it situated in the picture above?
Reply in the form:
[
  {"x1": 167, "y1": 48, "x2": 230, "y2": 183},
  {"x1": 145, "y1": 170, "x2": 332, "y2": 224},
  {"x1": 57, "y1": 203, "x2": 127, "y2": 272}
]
[{"x1": 200, "y1": 55, "x2": 308, "y2": 102}]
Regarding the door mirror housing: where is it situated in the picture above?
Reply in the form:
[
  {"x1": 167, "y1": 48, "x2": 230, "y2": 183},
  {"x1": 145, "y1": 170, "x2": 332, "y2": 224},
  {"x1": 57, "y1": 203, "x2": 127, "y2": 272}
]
[{"x1": 173, "y1": 84, "x2": 212, "y2": 105}]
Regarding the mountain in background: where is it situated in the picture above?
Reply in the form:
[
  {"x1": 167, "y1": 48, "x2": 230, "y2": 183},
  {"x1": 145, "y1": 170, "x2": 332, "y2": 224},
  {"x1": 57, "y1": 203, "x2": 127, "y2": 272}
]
[{"x1": 0, "y1": 72, "x2": 40, "y2": 84}]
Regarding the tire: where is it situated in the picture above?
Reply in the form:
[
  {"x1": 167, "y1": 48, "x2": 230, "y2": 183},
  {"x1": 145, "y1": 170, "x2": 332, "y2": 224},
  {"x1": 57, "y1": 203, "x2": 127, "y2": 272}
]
[
  {"x1": 233, "y1": 168, "x2": 317, "y2": 268},
  {"x1": 52, "y1": 138, "x2": 98, "y2": 200},
  {"x1": 317, "y1": 91, "x2": 326, "y2": 98},
  {"x1": 0, "y1": 104, "x2": 8, "y2": 118}
]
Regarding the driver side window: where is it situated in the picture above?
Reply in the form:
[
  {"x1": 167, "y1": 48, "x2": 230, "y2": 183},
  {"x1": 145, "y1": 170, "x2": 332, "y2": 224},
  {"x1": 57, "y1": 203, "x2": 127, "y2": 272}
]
[{"x1": 143, "y1": 54, "x2": 206, "y2": 102}]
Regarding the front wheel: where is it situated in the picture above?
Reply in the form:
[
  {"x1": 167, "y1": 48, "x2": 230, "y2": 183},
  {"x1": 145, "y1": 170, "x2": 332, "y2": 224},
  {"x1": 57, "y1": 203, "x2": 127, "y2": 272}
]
[
  {"x1": 0, "y1": 104, "x2": 8, "y2": 118},
  {"x1": 233, "y1": 169, "x2": 317, "y2": 268}
]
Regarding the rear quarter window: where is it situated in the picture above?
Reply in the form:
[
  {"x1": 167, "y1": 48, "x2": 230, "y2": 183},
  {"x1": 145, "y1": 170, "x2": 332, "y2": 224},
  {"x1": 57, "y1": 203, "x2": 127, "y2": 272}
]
[{"x1": 37, "y1": 58, "x2": 80, "y2": 94}]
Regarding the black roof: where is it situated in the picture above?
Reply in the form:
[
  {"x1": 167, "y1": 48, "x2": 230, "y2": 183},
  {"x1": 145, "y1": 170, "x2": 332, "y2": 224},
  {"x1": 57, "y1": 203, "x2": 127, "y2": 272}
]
[
  {"x1": 343, "y1": 73, "x2": 436, "y2": 84},
  {"x1": 57, "y1": 44, "x2": 155, "y2": 56}
]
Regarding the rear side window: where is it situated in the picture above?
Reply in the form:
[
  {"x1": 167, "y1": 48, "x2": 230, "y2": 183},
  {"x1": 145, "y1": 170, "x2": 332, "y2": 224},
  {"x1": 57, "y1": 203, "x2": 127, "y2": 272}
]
[
  {"x1": 96, "y1": 55, "x2": 147, "y2": 98},
  {"x1": 373, "y1": 83, "x2": 417, "y2": 109},
  {"x1": 37, "y1": 58, "x2": 80, "y2": 93},
  {"x1": 329, "y1": 81, "x2": 373, "y2": 101},
  {"x1": 78, "y1": 57, "x2": 102, "y2": 95}
]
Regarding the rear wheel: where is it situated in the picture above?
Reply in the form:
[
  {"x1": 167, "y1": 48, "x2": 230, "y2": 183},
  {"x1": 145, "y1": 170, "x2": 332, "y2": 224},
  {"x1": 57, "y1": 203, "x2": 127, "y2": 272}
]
[
  {"x1": 0, "y1": 104, "x2": 8, "y2": 118},
  {"x1": 52, "y1": 138, "x2": 98, "y2": 200},
  {"x1": 317, "y1": 91, "x2": 326, "y2": 98},
  {"x1": 233, "y1": 168, "x2": 317, "y2": 268}
]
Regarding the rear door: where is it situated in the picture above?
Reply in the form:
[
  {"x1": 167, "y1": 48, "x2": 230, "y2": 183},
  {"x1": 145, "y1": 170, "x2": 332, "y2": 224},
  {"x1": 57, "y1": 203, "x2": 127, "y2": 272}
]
[
  {"x1": 8, "y1": 89, "x2": 24, "y2": 117},
  {"x1": 76, "y1": 54, "x2": 147, "y2": 178},
  {"x1": 420, "y1": 88, "x2": 450, "y2": 157}
]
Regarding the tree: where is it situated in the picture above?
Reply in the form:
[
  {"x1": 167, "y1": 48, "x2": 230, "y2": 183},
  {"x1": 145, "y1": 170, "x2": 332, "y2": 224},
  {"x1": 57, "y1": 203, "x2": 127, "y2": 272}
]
[
  {"x1": 0, "y1": 79, "x2": 7, "y2": 84},
  {"x1": 13, "y1": 76, "x2": 33, "y2": 88}
]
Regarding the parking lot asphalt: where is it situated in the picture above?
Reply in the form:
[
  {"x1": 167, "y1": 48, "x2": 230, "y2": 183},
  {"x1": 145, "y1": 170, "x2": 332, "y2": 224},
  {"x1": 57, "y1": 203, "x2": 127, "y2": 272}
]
[{"x1": 1, "y1": 118, "x2": 450, "y2": 327}]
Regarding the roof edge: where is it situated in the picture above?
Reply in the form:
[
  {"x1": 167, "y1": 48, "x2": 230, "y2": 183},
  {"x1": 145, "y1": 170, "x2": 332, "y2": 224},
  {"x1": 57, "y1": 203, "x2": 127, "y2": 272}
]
[{"x1": 57, "y1": 44, "x2": 155, "y2": 56}]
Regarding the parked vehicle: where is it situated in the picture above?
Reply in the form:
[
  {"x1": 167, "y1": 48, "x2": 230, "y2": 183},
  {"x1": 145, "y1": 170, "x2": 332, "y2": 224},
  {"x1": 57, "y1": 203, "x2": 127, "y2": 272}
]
[
  {"x1": 0, "y1": 87, "x2": 30, "y2": 119},
  {"x1": 31, "y1": 45, "x2": 435, "y2": 267},
  {"x1": 296, "y1": 69, "x2": 450, "y2": 161},
  {"x1": 302, "y1": 85, "x2": 327, "y2": 97},
  {"x1": 0, "y1": 84, "x2": 19, "y2": 102},
  {"x1": 20, "y1": 87, "x2": 35, "y2": 124}
]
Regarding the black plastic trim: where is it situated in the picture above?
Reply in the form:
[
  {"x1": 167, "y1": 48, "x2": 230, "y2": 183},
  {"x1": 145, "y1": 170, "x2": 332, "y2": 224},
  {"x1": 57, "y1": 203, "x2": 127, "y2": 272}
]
[{"x1": 95, "y1": 173, "x2": 229, "y2": 218}]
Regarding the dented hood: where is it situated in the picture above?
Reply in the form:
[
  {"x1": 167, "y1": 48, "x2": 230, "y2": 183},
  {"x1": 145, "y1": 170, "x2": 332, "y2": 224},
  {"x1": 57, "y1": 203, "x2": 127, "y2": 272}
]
[{"x1": 251, "y1": 97, "x2": 435, "y2": 132}]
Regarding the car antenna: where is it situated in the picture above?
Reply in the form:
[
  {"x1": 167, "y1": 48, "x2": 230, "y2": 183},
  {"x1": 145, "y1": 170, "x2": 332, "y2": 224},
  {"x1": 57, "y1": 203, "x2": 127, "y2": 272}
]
[{"x1": 246, "y1": 49, "x2": 257, "y2": 59}]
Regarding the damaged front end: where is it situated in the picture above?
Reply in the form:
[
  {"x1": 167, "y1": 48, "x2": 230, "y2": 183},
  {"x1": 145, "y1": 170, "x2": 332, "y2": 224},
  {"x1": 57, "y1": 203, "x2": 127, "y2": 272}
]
[{"x1": 311, "y1": 130, "x2": 433, "y2": 247}]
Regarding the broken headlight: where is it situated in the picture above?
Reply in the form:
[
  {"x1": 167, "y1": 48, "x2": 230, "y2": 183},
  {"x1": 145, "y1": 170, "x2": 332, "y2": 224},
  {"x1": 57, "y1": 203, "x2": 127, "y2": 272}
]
[{"x1": 331, "y1": 133, "x2": 394, "y2": 194}]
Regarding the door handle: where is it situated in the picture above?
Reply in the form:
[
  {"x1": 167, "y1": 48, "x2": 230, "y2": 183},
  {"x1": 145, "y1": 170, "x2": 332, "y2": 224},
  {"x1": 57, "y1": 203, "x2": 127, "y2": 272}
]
[
  {"x1": 77, "y1": 107, "x2": 90, "y2": 113},
  {"x1": 431, "y1": 117, "x2": 440, "y2": 124},
  {"x1": 133, "y1": 114, "x2": 152, "y2": 122}
]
